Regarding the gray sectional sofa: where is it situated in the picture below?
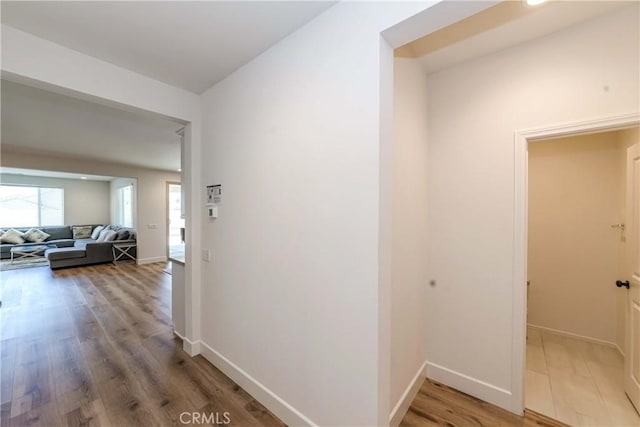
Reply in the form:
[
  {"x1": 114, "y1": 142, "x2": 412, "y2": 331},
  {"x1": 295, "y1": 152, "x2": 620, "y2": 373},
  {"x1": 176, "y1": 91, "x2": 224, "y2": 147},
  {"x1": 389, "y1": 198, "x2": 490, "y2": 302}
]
[
  {"x1": 1, "y1": 225, "x2": 82, "y2": 259},
  {"x1": 0, "y1": 224, "x2": 136, "y2": 269}
]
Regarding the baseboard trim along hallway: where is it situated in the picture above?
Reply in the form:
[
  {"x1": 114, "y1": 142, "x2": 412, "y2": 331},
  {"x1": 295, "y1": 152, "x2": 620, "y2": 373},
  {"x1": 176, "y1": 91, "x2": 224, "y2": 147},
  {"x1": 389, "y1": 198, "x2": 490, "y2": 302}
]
[
  {"x1": 199, "y1": 340, "x2": 317, "y2": 427},
  {"x1": 426, "y1": 361, "x2": 514, "y2": 412},
  {"x1": 173, "y1": 331, "x2": 201, "y2": 357},
  {"x1": 390, "y1": 361, "x2": 428, "y2": 427}
]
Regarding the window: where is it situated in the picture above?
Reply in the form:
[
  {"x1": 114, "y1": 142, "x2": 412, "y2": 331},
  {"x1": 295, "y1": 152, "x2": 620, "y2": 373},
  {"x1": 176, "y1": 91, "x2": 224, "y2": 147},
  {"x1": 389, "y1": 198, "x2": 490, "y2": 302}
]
[
  {"x1": 116, "y1": 185, "x2": 133, "y2": 227},
  {"x1": 0, "y1": 185, "x2": 64, "y2": 227}
]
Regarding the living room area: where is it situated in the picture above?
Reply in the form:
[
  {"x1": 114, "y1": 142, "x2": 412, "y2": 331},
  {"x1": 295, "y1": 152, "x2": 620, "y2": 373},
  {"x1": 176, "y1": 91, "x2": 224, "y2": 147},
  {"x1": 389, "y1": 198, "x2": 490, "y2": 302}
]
[
  {"x1": 0, "y1": 169, "x2": 139, "y2": 270},
  {"x1": 0, "y1": 79, "x2": 185, "y2": 270}
]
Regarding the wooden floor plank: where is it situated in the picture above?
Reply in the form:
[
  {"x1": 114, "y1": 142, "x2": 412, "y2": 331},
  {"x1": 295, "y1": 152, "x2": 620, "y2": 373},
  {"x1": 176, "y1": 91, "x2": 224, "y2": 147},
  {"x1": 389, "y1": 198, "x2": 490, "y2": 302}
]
[
  {"x1": 0, "y1": 263, "x2": 286, "y2": 427},
  {"x1": 1, "y1": 262, "x2": 573, "y2": 427}
]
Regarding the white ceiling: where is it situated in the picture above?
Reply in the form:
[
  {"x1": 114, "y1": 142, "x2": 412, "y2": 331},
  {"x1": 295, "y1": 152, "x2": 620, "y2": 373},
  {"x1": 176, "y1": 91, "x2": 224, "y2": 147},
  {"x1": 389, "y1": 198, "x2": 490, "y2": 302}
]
[
  {"x1": 405, "y1": 1, "x2": 633, "y2": 73},
  {"x1": 2, "y1": 1, "x2": 631, "y2": 173},
  {"x1": 1, "y1": 80, "x2": 183, "y2": 171},
  {"x1": 0, "y1": 1, "x2": 335, "y2": 94}
]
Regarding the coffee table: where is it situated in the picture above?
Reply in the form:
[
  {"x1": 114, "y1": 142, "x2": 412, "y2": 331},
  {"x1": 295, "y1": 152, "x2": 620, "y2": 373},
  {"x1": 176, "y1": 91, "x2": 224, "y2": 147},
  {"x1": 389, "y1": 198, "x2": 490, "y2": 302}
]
[{"x1": 10, "y1": 244, "x2": 56, "y2": 264}]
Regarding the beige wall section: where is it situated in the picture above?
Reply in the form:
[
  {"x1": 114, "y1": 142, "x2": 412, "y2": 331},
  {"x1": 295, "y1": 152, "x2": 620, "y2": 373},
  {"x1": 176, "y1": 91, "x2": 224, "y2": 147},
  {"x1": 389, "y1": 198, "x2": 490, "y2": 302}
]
[
  {"x1": 528, "y1": 133, "x2": 624, "y2": 344},
  {"x1": 617, "y1": 126, "x2": 640, "y2": 354},
  {"x1": 390, "y1": 57, "x2": 429, "y2": 419},
  {"x1": 0, "y1": 173, "x2": 110, "y2": 226},
  {"x1": 1, "y1": 149, "x2": 179, "y2": 263}
]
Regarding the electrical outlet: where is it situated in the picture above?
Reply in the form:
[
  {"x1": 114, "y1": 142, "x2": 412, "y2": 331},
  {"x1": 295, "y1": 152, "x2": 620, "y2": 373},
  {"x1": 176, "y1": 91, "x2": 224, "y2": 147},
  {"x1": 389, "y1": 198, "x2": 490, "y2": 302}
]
[{"x1": 201, "y1": 249, "x2": 210, "y2": 262}]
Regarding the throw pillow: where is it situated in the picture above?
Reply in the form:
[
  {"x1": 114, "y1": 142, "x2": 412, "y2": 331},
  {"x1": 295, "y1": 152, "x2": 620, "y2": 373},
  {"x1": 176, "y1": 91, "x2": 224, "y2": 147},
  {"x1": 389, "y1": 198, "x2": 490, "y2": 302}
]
[
  {"x1": 1, "y1": 229, "x2": 25, "y2": 244},
  {"x1": 102, "y1": 230, "x2": 117, "y2": 242},
  {"x1": 22, "y1": 228, "x2": 51, "y2": 243},
  {"x1": 91, "y1": 225, "x2": 105, "y2": 240},
  {"x1": 97, "y1": 229, "x2": 111, "y2": 241},
  {"x1": 72, "y1": 225, "x2": 93, "y2": 239},
  {"x1": 116, "y1": 230, "x2": 130, "y2": 241}
]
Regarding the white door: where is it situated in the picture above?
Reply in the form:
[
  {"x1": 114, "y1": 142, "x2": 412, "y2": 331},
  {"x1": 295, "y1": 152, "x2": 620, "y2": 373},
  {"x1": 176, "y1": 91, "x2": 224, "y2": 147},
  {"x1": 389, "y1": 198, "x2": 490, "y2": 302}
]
[{"x1": 625, "y1": 142, "x2": 640, "y2": 413}]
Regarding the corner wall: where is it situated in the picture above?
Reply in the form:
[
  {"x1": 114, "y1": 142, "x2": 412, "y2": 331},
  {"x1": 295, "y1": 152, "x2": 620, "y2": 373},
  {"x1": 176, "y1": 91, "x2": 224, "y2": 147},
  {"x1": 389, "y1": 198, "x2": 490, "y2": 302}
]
[
  {"x1": 425, "y1": 4, "x2": 639, "y2": 410},
  {"x1": 389, "y1": 57, "x2": 429, "y2": 425},
  {"x1": 197, "y1": 2, "x2": 445, "y2": 425}
]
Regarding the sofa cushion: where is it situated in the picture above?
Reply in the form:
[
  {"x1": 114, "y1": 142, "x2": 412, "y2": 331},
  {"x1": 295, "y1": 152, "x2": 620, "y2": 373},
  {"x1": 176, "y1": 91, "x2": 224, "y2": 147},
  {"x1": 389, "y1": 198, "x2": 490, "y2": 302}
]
[
  {"x1": 116, "y1": 229, "x2": 130, "y2": 240},
  {"x1": 43, "y1": 226, "x2": 72, "y2": 240},
  {"x1": 23, "y1": 228, "x2": 51, "y2": 243},
  {"x1": 97, "y1": 229, "x2": 111, "y2": 241},
  {"x1": 45, "y1": 247, "x2": 86, "y2": 261},
  {"x1": 91, "y1": 225, "x2": 105, "y2": 240},
  {"x1": 50, "y1": 239, "x2": 76, "y2": 248},
  {"x1": 0, "y1": 229, "x2": 25, "y2": 244},
  {"x1": 103, "y1": 230, "x2": 117, "y2": 242},
  {"x1": 72, "y1": 225, "x2": 93, "y2": 239}
]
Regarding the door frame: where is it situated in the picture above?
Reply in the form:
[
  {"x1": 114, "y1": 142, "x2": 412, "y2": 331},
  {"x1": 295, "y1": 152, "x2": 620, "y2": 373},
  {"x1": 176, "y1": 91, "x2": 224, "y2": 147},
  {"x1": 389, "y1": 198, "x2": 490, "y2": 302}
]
[{"x1": 513, "y1": 112, "x2": 640, "y2": 413}]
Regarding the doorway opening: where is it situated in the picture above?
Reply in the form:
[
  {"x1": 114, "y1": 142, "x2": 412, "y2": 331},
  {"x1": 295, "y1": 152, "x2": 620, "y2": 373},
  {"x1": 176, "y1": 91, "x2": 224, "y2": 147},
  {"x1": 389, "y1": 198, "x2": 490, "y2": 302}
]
[
  {"x1": 524, "y1": 127, "x2": 640, "y2": 426},
  {"x1": 515, "y1": 116, "x2": 640, "y2": 426},
  {"x1": 167, "y1": 182, "x2": 184, "y2": 260}
]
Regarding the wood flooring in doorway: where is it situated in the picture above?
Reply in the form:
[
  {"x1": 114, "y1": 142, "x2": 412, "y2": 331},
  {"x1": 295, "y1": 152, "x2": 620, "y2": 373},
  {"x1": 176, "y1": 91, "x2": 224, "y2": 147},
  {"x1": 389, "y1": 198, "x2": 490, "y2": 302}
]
[{"x1": 400, "y1": 378, "x2": 568, "y2": 427}]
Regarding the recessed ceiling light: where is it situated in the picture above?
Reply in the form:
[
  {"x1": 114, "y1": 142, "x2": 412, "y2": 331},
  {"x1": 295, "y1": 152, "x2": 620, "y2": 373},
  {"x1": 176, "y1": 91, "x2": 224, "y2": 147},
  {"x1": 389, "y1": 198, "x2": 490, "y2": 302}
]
[
  {"x1": 80, "y1": 176, "x2": 87, "y2": 180},
  {"x1": 177, "y1": 168, "x2": 182, "y2": 172},
  {"x1": 526, "y1": 0, "x2": 548, "y2": 5}
]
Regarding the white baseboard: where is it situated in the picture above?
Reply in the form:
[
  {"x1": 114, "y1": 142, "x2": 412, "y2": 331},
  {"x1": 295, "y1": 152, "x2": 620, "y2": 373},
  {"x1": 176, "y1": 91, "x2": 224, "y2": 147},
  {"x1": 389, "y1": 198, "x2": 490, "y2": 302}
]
[
  {"x1": 173, "y1": 331, "x2": 201, "y2": 356},
  {"x1": 137, "y1": 256, "x2": 167, "y2": 265},
  {"x1": 390, "y1": 361, "x2": 427, "y2": 427},
  {"x1": 527, "y1": 323, "x2": 618, "y2": 348},
  {"x1": 426, "y1": 362, "x2": 513, "y2": 411},
  {"x1": 199, "y1": 340, "x2": 316, "y2": 427}
]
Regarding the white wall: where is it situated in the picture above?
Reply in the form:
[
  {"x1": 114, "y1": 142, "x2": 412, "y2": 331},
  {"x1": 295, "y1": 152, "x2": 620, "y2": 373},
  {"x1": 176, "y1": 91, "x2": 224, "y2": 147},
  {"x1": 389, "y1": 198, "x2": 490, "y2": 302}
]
[
  {"x1": 389, "y1": 57, "x2": 429, "y2": 423},
  {"x1": 0, "y1": 172, "x2": 110, "y2": 225},
  {"x1": 197, "y1": 2, "x2": 454, "y2": 425},
  {"x1": 528, "y1": 133, "x2": 624, "y2": 344},
  {"x1": 425, "y1": 4, "x2": 639, "y2": 410},
  {"x1": 1, "y1": 149, "x2": 178, "y2": 263}
]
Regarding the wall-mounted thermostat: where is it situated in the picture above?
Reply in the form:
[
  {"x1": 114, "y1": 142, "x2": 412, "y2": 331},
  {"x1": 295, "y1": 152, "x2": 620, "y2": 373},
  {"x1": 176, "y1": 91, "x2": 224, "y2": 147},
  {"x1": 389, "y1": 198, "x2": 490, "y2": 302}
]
[{"x1": 206, "y1": 203, "x2": 218, "y2": 218}]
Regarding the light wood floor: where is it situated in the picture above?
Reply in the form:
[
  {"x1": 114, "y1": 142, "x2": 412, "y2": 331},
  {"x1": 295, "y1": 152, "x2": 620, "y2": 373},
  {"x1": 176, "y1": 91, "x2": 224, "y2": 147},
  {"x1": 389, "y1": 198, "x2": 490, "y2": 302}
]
[
  {"x1": 400, "y1": 379, "x2": 567, "y2": 426},
  {"x1": 526, "y1": 327, "x2": 640, "y2": 426},
  {"x1": 0, "y1": 263, "x2": 285, "y2": 427}
]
